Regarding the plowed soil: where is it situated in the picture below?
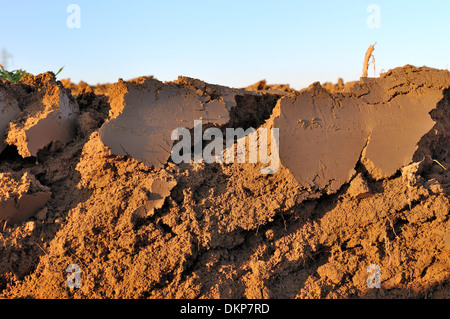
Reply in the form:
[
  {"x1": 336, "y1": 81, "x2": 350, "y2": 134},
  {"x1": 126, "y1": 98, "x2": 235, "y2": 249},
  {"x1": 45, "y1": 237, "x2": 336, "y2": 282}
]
[{"x1": 0, "y1": 66, "x2": 449, "y2": 299}]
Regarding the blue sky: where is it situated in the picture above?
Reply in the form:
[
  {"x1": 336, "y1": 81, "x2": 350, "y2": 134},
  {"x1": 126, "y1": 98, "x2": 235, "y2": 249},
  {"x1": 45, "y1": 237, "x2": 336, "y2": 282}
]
[{"x1": 1, "y1": 0, "x2": 449, "y2": 89}]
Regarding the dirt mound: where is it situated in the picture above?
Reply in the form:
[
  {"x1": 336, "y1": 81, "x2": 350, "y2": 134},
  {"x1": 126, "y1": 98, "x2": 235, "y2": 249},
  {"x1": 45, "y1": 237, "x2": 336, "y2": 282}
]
[
  {"x1": 0, "y1": 66, "x2": 449, "y2": 299},
  {"x1": 61, "y1": 79, "x2": 114, "y2": 97},
  {"x1": 245, "y1": 79, "x2": 295, "y2": 95},
  {"x1": 321, "y1": 78, "x2": 357, "y2": 93}
]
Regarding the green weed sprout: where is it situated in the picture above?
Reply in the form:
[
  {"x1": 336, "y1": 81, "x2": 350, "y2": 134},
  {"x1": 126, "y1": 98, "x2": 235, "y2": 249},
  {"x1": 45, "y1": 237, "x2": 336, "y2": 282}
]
[
  {"x1": 0, "y1": 64, "x2": 30, "y2": 82},
  {"x1": 0, "y1": 64, "x2": 65, "y2": 83},
  {"x1": 55, "y1": 65, "x2": 65, "y2": 77}
]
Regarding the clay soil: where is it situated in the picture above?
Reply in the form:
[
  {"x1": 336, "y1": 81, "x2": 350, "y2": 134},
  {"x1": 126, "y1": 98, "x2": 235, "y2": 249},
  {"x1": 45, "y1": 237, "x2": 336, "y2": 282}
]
[{"x1": 0, "y1": 67, "x2": 449, "y2": 299}]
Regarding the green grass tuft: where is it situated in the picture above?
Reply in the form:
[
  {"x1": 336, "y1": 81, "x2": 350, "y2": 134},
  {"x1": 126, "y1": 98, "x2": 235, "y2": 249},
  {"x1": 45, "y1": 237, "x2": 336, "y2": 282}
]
[
  {"x1": 0, "y1": 65, "x2": 30, "y2": 82},
  {"x1": 0, "y1": 65, "x2": 65, "y2": 83}
]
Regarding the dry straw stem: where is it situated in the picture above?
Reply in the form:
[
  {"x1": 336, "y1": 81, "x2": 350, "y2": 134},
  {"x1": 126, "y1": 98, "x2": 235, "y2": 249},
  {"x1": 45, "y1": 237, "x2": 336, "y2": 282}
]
[
  {"x1": 363, "y1": 42, "x2": 377, "y2": 78},
  {"x1": 432, "y1": 159, "x2": 447, "y2": 170}
]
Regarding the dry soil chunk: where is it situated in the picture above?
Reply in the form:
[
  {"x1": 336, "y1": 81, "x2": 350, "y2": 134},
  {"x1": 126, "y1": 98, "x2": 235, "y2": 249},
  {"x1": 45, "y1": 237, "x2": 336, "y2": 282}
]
[
  {"x1": 131, "y1": 179, "x2": 178, "y2": 221},
  {"x1": 6, "y1": 81, "x2": 79, "y2": 157},
  {"x1": 274, "y1": 84, "x2": 367, "y2": 193},
  {"x1": 273, "y1": 66, "x2": 450, "y2": 193},
  {"x1": 0, "y1": 171, "x2": 52, "y2": 224},
  {"x1": 0, "y1": 87, "x2": 20, "y2": 153},
  {"x1": 99, "y1": 77, "x2": 241, "y2": 169}
]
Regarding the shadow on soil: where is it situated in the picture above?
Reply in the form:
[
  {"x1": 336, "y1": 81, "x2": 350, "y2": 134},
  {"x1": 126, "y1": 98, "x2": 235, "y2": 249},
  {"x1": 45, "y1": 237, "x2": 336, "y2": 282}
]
[{"x1": 0, "y1": 141, "x2": 92, "y2": 292}]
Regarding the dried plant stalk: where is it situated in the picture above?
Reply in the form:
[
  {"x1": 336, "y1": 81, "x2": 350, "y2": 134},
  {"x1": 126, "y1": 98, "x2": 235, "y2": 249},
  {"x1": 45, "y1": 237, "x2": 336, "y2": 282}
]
[{"x1": 363, "y1": 42, "x2": 377, "y2": 78}]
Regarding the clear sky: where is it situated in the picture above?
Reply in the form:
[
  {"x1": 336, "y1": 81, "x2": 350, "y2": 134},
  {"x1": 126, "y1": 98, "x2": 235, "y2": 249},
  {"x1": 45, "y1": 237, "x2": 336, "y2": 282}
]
[{"x1": 1, "y1": 0, "x2": 449, "y2": 89}]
